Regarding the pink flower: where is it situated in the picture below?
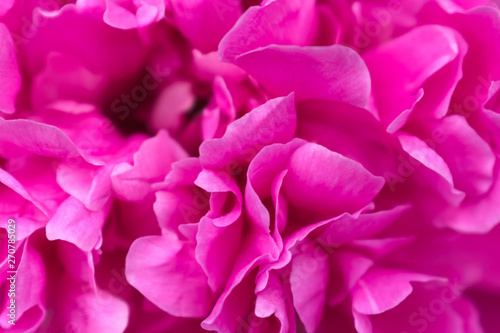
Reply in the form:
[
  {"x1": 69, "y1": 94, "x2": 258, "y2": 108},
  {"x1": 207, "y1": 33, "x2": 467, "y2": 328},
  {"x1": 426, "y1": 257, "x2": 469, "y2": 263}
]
[
  {"x1": 1, "y1": 0, "x2": 500, "y2": 332},
  {"x1": 126, "y1": 1, "x2": 500, "y2": 331},
  {"x1": 0, "y1": 104, "x2": 187, "y2": 331}
]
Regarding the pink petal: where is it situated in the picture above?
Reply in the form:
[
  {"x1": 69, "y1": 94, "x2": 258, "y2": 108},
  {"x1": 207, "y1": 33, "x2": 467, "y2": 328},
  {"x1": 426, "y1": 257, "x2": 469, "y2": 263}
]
[
  {"x1": 0, "y1": 239, "x2": 45, "y2": 331},
  {"x1": 111, "y1": 130, "x2": 187, "y2": 201},
  {"x1": 219, "y1": 0, "x2": 316, "y2": 62},
  {"x1": 57, "y1": 161, "x2": 114, "y2": 211},
  {"x1": 0, "y1": 0, "x2": 14, "y2": 16},
  {"x1": 104, "y1": 1, "x2": 137, "y2": 29},
  {"x1": 199, "y1": 94, "x2": 296, "y2": 169},
  {"x1": 327, "y1": 251, "x2": 374, "y2": 307},
  {"x1": 282, "y1": 142, "x2": 385, "y2": 220},
  {"x1": 0, "y1": 23, "x2": 21, "y2": 114},
  {"x1": 153, "y1": 159, "x2": 208, "y2": 236},
  {"x1": 195, "y1": 168, "x2": 242, "y2": 227},
  {"x1": 202, "y1": 224, "x2": 279, "y2": 331},
  {"x1": 46, "y1": 196, "x2": 109, "y2": 251},
  {"x1": 202, "y1": 271, "x2": 258, "y2": 333},
  {"x1": 202, "y1": 76, "x2": 236, "y2": 140},
  {"x1": 364, "y1": 25, "x2": 465, "y2": 130},
  {"x1": 290, "y1": 243, "x2": 329, "y2": 332},
  {"x1": 368, "y1": 282, "x2": 481, "y2": 333},
  {"x1": 126, "y1": 234, "x2": 214, "y2": 317},
  {"x1": 0, "y1": 167, "x2": 49, "y2": 217},
  {"x1": 319, "y1": 205, "x2": 410, "y2": 245},
  {"x1": 52, "y1": 278, "x2": 130, "y2": 333},
  {"x1": 434, "y1": 166, "x2": 500, "y2": 233},
  {"x1": 21, "y1": 5, "x2": 148, "y2": 84},
  {"x1": 388, "y1": 225, "x2": 500, "y2": 291},
  {"x1": 195, "y1": 216, "x2": 242, "y2": 292},
  {"x1": 235, "y1": 45, "x2": 371, "y2": 107},
  {"x1": 255, "y1": 271, "x2": 295, "y2": 333},
  {"x1": 0, "y1": 118, "x2": 97, "y2": 163},
  {"x1": 421, "y1": 115, "x2": 495, "y2": 197},
  {"x1": 169, "y1": 0, "x2": 242, "y2": 53},
  {"x1": 296, "y1": 99, "x2": 399, "y2": 177},
  {"x1": 149, "y1": 81, "x2": 195, "y2": 134},
  {"x1": 31, "y1": 52, "x2": 107, "y2": 111},
  {"x1": 104, "y1": 0, "x2": 165, "y2": 29},
  {"x1": 397, "y1": 132, "x2": 465, "y2": 205},
  {"x1": 352, "y1": 268, "x2": 445, "y2": 315},
  {"x1": 245, "y1": 139, "x2": 305, "y2": 233}
]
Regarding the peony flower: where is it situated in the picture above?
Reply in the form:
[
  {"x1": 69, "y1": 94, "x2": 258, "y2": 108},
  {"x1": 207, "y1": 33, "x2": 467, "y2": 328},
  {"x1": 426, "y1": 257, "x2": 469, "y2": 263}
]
[
  {"x1": 0, "y1": 103, "x2": 187, "y2": 331},
  {"x1": 124, "y1": 87, "x2": 499, "y2": 332},
  {"x1": 0, "y1": 0, "x2": 500, "y2": 332}
]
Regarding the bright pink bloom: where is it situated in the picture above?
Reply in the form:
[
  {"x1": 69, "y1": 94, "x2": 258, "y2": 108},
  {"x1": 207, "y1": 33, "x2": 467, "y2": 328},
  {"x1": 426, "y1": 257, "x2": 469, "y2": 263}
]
[{"x1": 1, "y1": 0, "x2": 500, "y2": 332}]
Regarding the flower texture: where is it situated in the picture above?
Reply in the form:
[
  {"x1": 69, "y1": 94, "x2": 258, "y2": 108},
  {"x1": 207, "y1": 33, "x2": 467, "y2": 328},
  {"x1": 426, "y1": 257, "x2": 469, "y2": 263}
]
[{"x1": 1, "y1": 0, "x2": 500, "y2": 332}]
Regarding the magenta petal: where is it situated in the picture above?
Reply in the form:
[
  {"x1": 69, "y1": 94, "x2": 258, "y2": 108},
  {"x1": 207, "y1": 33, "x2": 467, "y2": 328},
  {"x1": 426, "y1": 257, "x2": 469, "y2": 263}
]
[
  {"x1": 0, "y1": 0, "x2": 14, "y2": 16},
  {"x1": 316, "y1": 301, "x2": 358, "y2": 333},
  {"x1": 202, "y1": 223, "x2": 279, "y2": 331},
  {"x1": 202, "y1": 76, "x2": 236, "y2": 140},
  {"x1": 0, "y1": 197, "x2": 46, "y2": 241},
  {"x1": 46, "y1": 196, "x2": 109, "y2": 251},
  {"x1": 202, "y1": 271, "x2": 258, "y2": 333},
  {"x1": 437, "y1": 0, "x2": 490, "y2": 12},
  {"x1": 424, "y1": 115, "x2": 496, "y2": 197},
  {"x1": 364, "y1": 25, "x2": 464, "y2": 128},
  {"x1": 244, "y1": 139, "x2": 305, "y2": 249},
  {"x1": 199, "y1": 94, "x2": 296, "y2": 169},
  {"x1": 104, "y1": 0, "x2": 165, "y2": 29},
  {"x1": 0, "y1": 23, "x2": 21, "y2": 114},
  {"x1": 57, "y1": 161, "x2": 114, "y2": 212},
  {"x1": 0, "y1": 118, "x2": 97, "y2": 163},
  {"x1": 352, "y1": 311, "x2": 372, "y2": 333},
  {"x1": 54, "y1": 240, "x2": 96, "y2": 285},
  {"x1": 169, "y1": 0, "x2": 242, "y2": 53},
  {"x1": 255, "y1": 271, "x2": 295, "y2": 333},
  {"x1": 388, "y1": 226, "x2": 500, "y2": 293},
  {"x1": 103, "y1": 0, "x2": 137, "y2": 29},
  {"x1": 485, "y1": 108, "x2": 500, "y2": 151},
  {"x1": 397, "y1": 132, "x2": 453, "y2": 184},
  {"x1": 295, "y1": 99, "x2": 398, "y2": 177},
  {"x1": 111, "y1": 130, "x2": 187, "y2": 201},
  {"x1": 0, "y1": 239, "x2": 45, "y2": 331},
  {"x1": 319, "y1": 205, "x2": 410, "y2": 245},
  {"x1": 367, "y1": 282, "x2": 482, "y2": 333},
  {"x1": 56, "y1": 280, "x2": 130, "y2": 333},
  {"x1": 156, "y1": 157, "x2": 202, "y2": 190},
  {"x1": 21, "y1": 4, "x2": 149, "y2": 83},
  {"x1": 31, "y1": 52, "x2": 106, "y2": 111},
  {"x1": 195, "y1": 168, "x2": 242, "y2": 228},
  {"x1": 0, "y1": 23, "x2": 21, "y2": 113},
  {"x1": 219, "y1": 0, "x2": 316, "y2": 63},
  {"x1": 0, "y1": 163, "x2": 61, "y2": 239},
  {"x1": 153, "y1": 159, "x2": 206, "y2": 233},
  {"x1": 0, "y1": 167, "x2": 50, "y2": 218},
  {"x1": 445, "y1": 298, "x2": 484, "y2": 333},
  {"x1": 290, "y1": 243, "x2": 329, "y2": 332},
  {"x1": 397, "y1": 132, "x2": 465, "y2": 205},
  {"x1": 235, "y1": 45, "x2": 371, "y2": 107},
  {"x1": 195, "y1": 216, "x2": 242, "y2": 292},
  {"x1": 126, "y1": 234, "x2": 213, "y2": 317},
  {"x1": 351, "y1": 268, "x2": 445, "y2": 315},
  {"x1": 431, "y1": 162, "x2": 500, "y2": 233},
  {"x1": 282, "y1": 142, "x2": 385, "y2": 219},
  {"x1": 72, "y1": 291, "x2": 129, "y2": 332},
  {"x1": 327, "y1": 251, "x2": 374, "y2": 307}
]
